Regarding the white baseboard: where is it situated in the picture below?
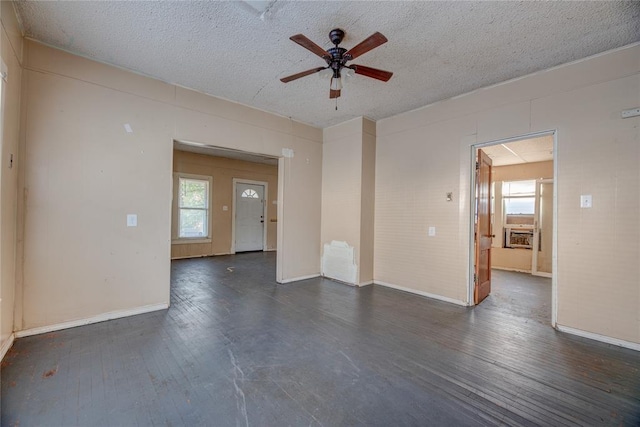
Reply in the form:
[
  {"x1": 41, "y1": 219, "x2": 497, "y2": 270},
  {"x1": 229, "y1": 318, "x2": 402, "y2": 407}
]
[
  {"x1": 0, "y1": 333, "x2": 15, "y2": 362},
  {"x1": 532, "y1": 271, "x2": 552, "y2": 278},
  {"x1": 264, "y1": 248, "x2": 277, "y2": 252},
  {"x1": 358, "y1": 281, "x2": 373, "y2": 287},
  {"x1": 492, "y1": 266, "x2": 531, "y2": 274},
  {"x1": 171, "y1": 254, "x2": 212, "y2": 260},
  {"x1": 278, "y1": 273, "x2": 320, "y2": 284},
  {"x1": 556, "y1": 325, "x2": 640, "y2": 352},
  {"x1": 374, "y1": 280, "x2": 468, "y2": 307},
  {"x1": 15, "y1": 303, "x2": 169, "y2": 338}
]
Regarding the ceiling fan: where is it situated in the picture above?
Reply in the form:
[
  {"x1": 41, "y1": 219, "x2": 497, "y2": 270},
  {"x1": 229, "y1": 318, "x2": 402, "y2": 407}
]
[{"x1": 280, "y1": 28, "x2": 393, "y2": 100}]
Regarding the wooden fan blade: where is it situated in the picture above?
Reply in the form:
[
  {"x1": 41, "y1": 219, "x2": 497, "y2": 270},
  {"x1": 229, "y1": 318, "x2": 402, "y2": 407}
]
[
  {"x1": 290, "y1": 34, "x2": 330, "y2": 59},
  {"x1": 330, "y1": 89, "x2": 341, "y2": 99},
  {"x1": 352, "y1": 65, "x2": 393, "y2": 82},
  {"x1": 280, "y1": 67, "x2": 326, "y2": 83},
  {"x1": 344, "y1": 32, "x2": 388, "y2": 60}
]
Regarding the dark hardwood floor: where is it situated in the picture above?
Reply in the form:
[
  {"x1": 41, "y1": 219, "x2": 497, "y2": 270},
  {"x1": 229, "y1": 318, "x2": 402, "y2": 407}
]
[{"x1": 2, "y1": 253, "x2": 639, "y2": 426}]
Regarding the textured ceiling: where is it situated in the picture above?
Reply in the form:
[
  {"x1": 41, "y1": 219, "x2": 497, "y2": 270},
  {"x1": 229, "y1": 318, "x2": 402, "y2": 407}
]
[
  {"x1": 482, "y1": 135, "x2": 553, "y2": 167},
  {"x1": 14, "y1": 1, "x2": 640, "y2": 129}
]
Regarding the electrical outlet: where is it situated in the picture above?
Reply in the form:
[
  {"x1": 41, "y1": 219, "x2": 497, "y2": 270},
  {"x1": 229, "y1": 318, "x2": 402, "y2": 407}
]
[
  {"x1": 580, "y1": 195, "x2": 592, "y2": 208},
  {"x1": 428, "y1": 226, "x2": 436, "y2": 236}
]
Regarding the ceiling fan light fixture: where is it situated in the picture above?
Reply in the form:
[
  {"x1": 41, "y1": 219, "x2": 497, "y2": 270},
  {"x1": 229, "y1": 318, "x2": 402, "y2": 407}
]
[
  {"x1": 318, "y1": 68, "x2": 333, "y2": 80},
  {"x1": 331, "y1": 76, "x2": 343, "y2": 91},
  {"x1": 342, "y1": 68, "x2": 355, "y2": 86}
]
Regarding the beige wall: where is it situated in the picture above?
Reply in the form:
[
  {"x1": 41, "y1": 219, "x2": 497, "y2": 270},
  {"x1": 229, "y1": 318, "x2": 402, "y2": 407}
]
[
  {"x1": 171, "y1": 150, "x2": 278, "y2": 258},
  {"x1": 492, "y1": 161, "x2": 553, "y2": 183},
  {"x1": 492, "y1": 161, "x2": 553, "y2": 272},
  {"x1": 0, "y1": 1, "x2": 22, "y2": 351},
  {"x1": 376, "y1": 44, "x2": 640, "y2": 344},
  {"x1": 322, "y1": 118, "x2": 363, "y2": 284},
  {"x1": 321, "y1": 117, "x2": 375, "y2": 286},
  {"x1": 17, "y1": 40, "x2": 322, "y2": 331}
]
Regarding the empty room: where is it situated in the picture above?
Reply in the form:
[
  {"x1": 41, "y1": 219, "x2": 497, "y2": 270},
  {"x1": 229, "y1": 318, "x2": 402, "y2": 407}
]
[{"x1": 1, "y1": 1, "x2": 639, "y2": 425}]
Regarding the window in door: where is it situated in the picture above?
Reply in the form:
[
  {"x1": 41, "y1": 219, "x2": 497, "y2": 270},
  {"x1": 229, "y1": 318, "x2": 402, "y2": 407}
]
[{"x1": 241, "y1": 188, "x2": 259, "y2": 198}]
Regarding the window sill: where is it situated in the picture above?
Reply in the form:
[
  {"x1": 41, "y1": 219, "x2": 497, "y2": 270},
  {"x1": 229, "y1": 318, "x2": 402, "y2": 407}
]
[{"x1": 172, "y1": 238, "x2": 212, "y2": 245}]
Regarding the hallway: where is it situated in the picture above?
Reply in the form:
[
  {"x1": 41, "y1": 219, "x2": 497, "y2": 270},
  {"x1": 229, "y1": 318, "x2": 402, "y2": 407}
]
[{"x1": 486, "y1": 269, "x2": 552, "y2": 325}]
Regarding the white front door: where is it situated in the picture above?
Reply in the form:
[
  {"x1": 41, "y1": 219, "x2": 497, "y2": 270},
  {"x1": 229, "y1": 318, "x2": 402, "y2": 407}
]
[{"x1": 235, "y1": 182, "x2": 265, "y2": 252}]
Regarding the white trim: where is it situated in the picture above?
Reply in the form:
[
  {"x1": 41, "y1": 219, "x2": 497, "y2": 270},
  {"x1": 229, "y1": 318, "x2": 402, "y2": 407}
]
[
  {"x1": 15, "y1": 303, "x2": 169, "y2": 338},
  {"x1": 468, "y1": 138, "x2": 477, "y2": 305},
  {"x1": 171, "y1": 251, "x2": 231, "y2": 260},
  {"x1": 0, "y1": 333, "x2": 15, "y2": 362},
  {"x1": 232, "y1": 178, "x2": 269, "y2": 253},
  {"x1": 468, "y1": 129, "x2": 558, "y2": 330},
  {"x1": 171, "y1": 254, "x2": 212, "y2": 260},
  {"x1": 278, "y1": 273, "x2": 320, "y2": 284},
  {"x1": 173, "y1": 172, "x2": 213, "y2": 242},
  {"x1": 264, "y1": 248, "x2": 277, "y2": 252},
  {"x1": 472, "y1": 130, "x2": 557, "y2": 150},
  {"x1": 492, "y1": 266, "x2": 532, "y2": 274},
  {"x1": 171, "y1": 238, "x2": 212, "y2": 245},
  {"x1": 322, "y1": 275, "x2": 356, "y2": 287},
  {"x1": 276, "y1": 158, "x2": 285, "y2": 283},
  {"x1": 551, "y1": 132, "x2": 559, "y2": 327},
  {"x1": 532, "y1": 272, "x2": 552, "y2": 278},
  {"x1": 374, "y1": 280, "x2": 468, "y2": 307},
  {"x1": 557, "y1": 325, "x2": 640, "y2": 352},
  {"x1": 358, "y1": 281, "x2": 373, "y2": 287}
]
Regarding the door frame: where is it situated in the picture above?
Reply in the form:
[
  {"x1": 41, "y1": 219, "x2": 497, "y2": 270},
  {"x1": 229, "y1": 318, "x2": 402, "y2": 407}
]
[
  {"x1": 468, "y1": 130, "x2": 558, "y2": 327},
  {"x1": 231, "y1": 178, "x2": 269, "y2": 254}
]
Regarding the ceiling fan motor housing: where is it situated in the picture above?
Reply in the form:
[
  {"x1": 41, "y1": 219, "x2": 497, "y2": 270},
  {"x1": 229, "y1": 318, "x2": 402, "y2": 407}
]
[
  {"x1": 327, "y1": 47, "x2": 348, "y2": 77},
  {"x1": 329, "y1": 28, "x2": 345, "y2": 45}
]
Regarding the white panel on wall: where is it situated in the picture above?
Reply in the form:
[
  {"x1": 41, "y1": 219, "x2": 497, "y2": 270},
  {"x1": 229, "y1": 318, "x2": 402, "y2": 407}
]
[{"x1": 322, "y1": 241, "x2": 357, "y2": 285}]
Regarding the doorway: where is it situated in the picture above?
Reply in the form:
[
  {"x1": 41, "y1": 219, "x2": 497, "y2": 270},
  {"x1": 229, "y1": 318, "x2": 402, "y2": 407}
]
[
  {"x1": 470, "y1": 131, "x2": 557, "y2": 326},
  {"x1": 170, "y1": 141, "x2": 280, "y2": 276},
  {"x1": 233, "y1": 179, "x2": 268, "y2": 253}
]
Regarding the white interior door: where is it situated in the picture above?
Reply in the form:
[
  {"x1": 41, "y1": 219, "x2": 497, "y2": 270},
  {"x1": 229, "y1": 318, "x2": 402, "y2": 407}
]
[{"x1": 235, "y1": 182, "x2": 265, "y2": 252}]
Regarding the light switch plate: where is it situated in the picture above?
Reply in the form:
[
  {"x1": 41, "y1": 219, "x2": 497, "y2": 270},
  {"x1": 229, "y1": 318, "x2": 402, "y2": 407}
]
[
  {"x1": 127, "y1": 214, "x2": 138, "y2": 227},
  {"x1": 223, "y1": 205, "x2": 228, "y2": 211},
  {"x1": 428, "y1": 226, "x2": 436, "y2": 237},
  {"x1": 621, "y1": 108, "x2": 640, "y2": 119},
  {"x1": 580, "y1": 195, "x2": 592, "y2": 208}
]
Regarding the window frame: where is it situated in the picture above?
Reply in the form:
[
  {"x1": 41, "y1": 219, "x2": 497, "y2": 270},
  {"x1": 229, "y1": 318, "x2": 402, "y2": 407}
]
[
  {"x1": 502, "y1": 180, "x2": 536, "y2": 216},
  {"x1": 172, "y1": 173, "x2": 213, "y2": 244}
]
